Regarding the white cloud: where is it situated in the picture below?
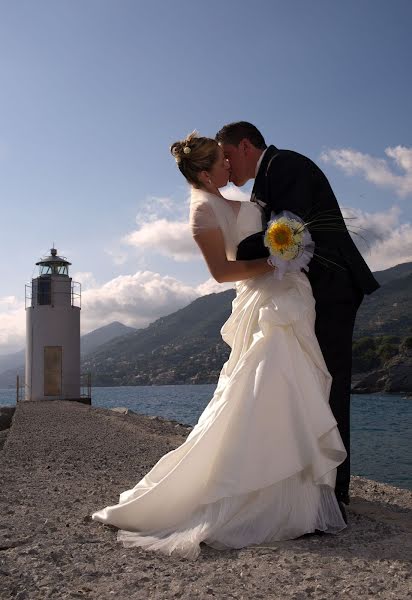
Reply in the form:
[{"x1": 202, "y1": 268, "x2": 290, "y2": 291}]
[
  {"x1": 195, "y1": 278, "x2": 234, "y2": 295},
  {"x1": 80, "y1": 270, "x2": 200, "y2": 333},
  {"x1": 342, "y1": 205, "x2": 412, "y2": 270},
  {"x1": 71, "y1": 271, "x2": 97, "y2": 290},
  {"x1": 0, "y1": 296, "x2": 26, "y2": 354},
  {"x1": 341, "y1": 205, "x2": 400, "y2": 246},
  {"x1": 135, "y1": 194, "x2": 190, "y2": 226},
  {"x1": 123, "y1": 187, "x2": 253, "y2": 263},
  {"x1": 221, "y1": 184, "x2": 252, "y2": 202},
  {"x1": 320, "y1": 146, "x2": 412, "y2": 197},
  {"x1": 80, "y1": 270, "x2": 235, "y2": 334},
  {"x1": 370, "y1": 223, "x2": 412, "y2": 270},
  {"x1": 120, "y1": 193, "x2": 198, "y2": 262},
  {"x1": 124, "y1": 219, "x2": 199, "y2": 262}
]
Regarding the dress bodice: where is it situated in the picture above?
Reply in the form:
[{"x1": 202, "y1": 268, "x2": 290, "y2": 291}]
[
  {"x1": 235, "y1": 201, "x2": 264, "y2": 246},
  {"x1": 189, "y1": 188, "x2": 264, "y2": 261}
]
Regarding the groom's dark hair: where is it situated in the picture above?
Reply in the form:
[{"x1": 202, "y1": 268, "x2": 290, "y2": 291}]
[{"x1": 216, "y1": 121, "x2": 267, "y2": 150}]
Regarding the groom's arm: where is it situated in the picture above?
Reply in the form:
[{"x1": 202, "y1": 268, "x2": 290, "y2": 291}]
[
  {"x1": 236, "y1": 231, "x2": 268, "y2": 260},
  {"x1": 236, "y1": 153, "x2": 315, "y2": 261}
]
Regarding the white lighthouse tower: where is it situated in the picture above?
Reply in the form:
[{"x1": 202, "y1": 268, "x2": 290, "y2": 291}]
[{"x1": 25, "y1": 247, "x2": 88, "y2": 403}]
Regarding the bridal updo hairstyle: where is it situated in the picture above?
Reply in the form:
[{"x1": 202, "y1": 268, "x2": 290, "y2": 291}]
[{"x1": 170, "y1": 132, "x2": 220, "y2": 188}]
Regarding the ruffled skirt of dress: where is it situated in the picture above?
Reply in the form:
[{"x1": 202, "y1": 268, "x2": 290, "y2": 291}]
[{"x1": 92, "y1": 272, "x2": 347, "y2": 559}]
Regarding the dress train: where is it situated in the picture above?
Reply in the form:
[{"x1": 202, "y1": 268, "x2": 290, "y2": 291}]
[{"x1": 92, "y1": 272, "x2": 347, "y2": 559}]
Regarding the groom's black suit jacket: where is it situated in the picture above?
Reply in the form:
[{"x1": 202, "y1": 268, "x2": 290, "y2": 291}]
[{"x1": 236, "y1": 145, "x2": 380, "y2": 301}]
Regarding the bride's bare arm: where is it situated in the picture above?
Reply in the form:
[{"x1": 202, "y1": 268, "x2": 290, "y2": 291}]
[{"x1": 194, "y1": 228, "x2": 274, "y2": 283}]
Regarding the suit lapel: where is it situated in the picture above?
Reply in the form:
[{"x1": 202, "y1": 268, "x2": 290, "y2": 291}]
[{"x1": 251, "y1": 145, "x2": 279, "y2": 218}]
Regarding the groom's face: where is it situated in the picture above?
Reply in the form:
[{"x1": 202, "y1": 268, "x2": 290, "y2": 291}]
[{"x1": 220, "y1": 142, "x2": 249, "y2": 187}]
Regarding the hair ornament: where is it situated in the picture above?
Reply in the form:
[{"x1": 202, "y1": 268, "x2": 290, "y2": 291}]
[{"x1": 183, "y1": 146, "x2": 191, "y2": 155}]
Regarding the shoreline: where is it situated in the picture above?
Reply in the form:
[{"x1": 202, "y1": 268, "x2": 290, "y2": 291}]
[
  {"x1": 0, "y1": 401, "x2": 411, "y2": 599},
  {"x1": 1, "y1": 396, "x2": 411, "y2": 493},
  {"x1": 1, "y1": 383, "x2": 412, "y2": 393}
]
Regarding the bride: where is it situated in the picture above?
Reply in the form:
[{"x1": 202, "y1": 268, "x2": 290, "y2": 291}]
[{"x1": 92, "y1": 132, "x2": 347, "y2": 559}]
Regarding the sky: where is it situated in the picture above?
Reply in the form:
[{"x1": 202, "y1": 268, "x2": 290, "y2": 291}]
[{"x1": 0, "y1": 0, "x2": 411, "y2": 354}]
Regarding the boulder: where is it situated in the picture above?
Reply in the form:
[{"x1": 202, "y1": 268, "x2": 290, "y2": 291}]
[
  {"x1": 0, "y1": 406, "x2": 15, "y2": 431},
  {"x1": 352, "y1": 347, "x2": 412, "y2": 394},
  {"x1": 109, "y1": 407, "x2": 135, "y2": 415},
  {"x1": 385, "y1": 352, "x2": 412, "y2": 393}
]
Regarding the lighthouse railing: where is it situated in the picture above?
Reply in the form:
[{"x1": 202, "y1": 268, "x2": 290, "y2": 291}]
[
  {"x1": 80, "y1": 372, "x2": 92, "y2": 402},
  {"x1": 71, "y1": 281, "x2": 81, "y2": 308},
  {"x1": 25, "y1": 280, "x2": 81, "y2": 308},
  {"x1": 16, "y1": 375, "x2": 30, "y2": 402},
  {"x1": 17, "y1": 373, "x2": 91, "y2": 403},
  {"x1": 25, "y1": 283, "x2": 32, "y2": 309}
]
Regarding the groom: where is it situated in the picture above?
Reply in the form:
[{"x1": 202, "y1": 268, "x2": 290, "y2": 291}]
[{"x1": 216, "y1": 121, "x2": 379, "y2": 517}]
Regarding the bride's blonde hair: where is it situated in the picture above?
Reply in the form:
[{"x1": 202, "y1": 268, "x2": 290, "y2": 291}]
[{"x1": 170, "y1": 131, "x2": 220, "y2": 188}]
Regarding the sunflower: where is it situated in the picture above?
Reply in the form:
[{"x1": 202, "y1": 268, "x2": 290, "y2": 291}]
[
  {"x1": 263, "y1": 211, "x2": 315, "y2": 276},
  {"x1": 264, "y1": 222, "x2": 294, "y2": 252}
]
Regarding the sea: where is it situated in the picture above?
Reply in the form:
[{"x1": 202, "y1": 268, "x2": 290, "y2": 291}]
[{"x1": 1, "y1": 385, "x2": 410, "y2": 491}]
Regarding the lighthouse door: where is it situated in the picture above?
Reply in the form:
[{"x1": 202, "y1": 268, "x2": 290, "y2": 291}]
[{"x1": 44, "y1": 346, "x2": 62, "y2": 396}]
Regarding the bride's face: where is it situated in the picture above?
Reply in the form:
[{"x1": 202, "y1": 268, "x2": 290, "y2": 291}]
[{"x1": 209, "y1": 147, "x2": 230, "y2": 188}]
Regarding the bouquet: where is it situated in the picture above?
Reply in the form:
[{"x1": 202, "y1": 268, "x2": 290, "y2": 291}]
[{"x1": 264, "y1": 211, "x2": 315, "y2": 280}]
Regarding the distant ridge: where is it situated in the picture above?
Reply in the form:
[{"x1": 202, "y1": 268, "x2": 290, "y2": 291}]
[
  {"x1": 81, "y1": 321, "x2": 136, "y2": 356},
  {"x1": 355, "y1": 268, "x2": 412, "y2": 338},
  {"x1": 0, "y1": 321, "x2": 136, "y2": 388},
  {"x1": 82, "y1": 290, "x2": 235, "y2": 386},
  {"x1": 83, "y1": 262, "x2": 412, "y2": 386},
  {"x1": 0, "y1": 349, "x2": 25, "y2": 376},
  {"x1": 373, "y1": 261, "x2": 412, "y2": 286},
  {"x1": 2, "y1": 262, "x2": 411, "y2": 388}
]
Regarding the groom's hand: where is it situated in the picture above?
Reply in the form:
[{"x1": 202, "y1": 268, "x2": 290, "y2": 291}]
[{"x1": 237, "y1": 231, "x2": 269, "y2": 260}]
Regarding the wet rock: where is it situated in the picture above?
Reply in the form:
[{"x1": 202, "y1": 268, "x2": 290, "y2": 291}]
[
  {"x1": 352, "y1": 347, "x2": 412, "y2": 393},
  {"x1": 0, "y1": 405, "x2": 15, "y2": 431},
  {"x1": 110, "y1": 407, "x2": 134, "y2": 415}
]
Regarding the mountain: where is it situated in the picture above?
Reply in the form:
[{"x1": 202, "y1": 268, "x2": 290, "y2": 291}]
[
  {"x1": 0, "y1": 321, "x2": 136, "y2": 388},
  {"x1": 352, "y1": 338, "x2": 412, "y2": 394},
  {"x1": 3, "y1": 263, "x2": 411, "y2": 389},
  {"x1": 373, "y1": 261, "x2": 412, "y2": 286},
  {"x1": 81, "y1": 321, "x2": 136, "y2": 356},
  {"x1": 354, "y1": 271, "x2": 412, "y2": 338},
  {"x1": 0, "y1": 349, "x2": 25, "y2": 375},
  {"x1": 0, "y1": 365, "x2": 25, "y2": 390},
  {"x1": 84, "y1": 262, "x2": 412, "y2": 387},
  {"x1": 82, "y1": 290, "x2": 235, "y2": 386}
]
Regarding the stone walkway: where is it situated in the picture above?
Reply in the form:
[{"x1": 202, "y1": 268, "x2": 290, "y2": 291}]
[{"x1": 0, "y1": 401, "x2": 411, "y2": 599}]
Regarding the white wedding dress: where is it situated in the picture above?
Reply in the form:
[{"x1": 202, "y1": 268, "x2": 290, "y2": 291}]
[{"x1": 92, "y1": 189, "x2": 347, "y2": 559}]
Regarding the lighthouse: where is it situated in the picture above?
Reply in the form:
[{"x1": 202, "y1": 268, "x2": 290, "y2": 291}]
[{"x1": 25, "y1": 248, "x2": 89, "y2": 403}]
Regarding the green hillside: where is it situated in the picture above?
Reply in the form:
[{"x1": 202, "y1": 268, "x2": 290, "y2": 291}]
[{"x1": 83, "y1": 263, "x2": 412, "y2": 386}]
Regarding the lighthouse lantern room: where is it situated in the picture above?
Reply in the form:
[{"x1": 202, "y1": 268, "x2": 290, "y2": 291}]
[{"x1": 25, "y1": 248, "x2": 87, "y2": 403}]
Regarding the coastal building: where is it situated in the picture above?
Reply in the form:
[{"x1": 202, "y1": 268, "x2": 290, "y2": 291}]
[{"x1": 23, "y1": 247, "x2": 90, "y2": 404}]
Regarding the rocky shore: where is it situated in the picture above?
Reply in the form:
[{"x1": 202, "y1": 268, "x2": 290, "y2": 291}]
[
  {"x1": 352, "y1": 347, "x2": 412, "y2": 394},
  {"x1": 0, "y1": 401, "x2": 411, "y2": 600}
]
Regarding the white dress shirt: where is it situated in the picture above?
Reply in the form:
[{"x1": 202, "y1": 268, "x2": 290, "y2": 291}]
[{"x1": 255, "y1": 148, "x2": 268, "y2": 177}]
